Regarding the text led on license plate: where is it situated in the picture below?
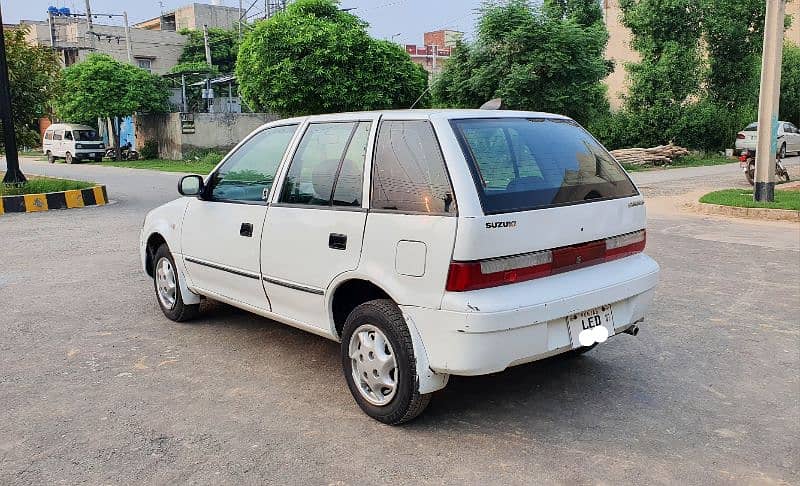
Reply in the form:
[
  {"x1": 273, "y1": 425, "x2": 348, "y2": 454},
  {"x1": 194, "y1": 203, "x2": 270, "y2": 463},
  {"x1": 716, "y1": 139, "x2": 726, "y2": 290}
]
[{"x1": 567, "y1": 305, "x2": 614, "y2": 348}]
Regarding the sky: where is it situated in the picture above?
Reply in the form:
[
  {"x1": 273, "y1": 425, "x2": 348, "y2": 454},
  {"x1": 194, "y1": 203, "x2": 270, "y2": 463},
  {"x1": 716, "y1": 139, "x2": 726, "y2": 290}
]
[{"x1": 2, "y1": 0, "x2": 484, "y2": 44}]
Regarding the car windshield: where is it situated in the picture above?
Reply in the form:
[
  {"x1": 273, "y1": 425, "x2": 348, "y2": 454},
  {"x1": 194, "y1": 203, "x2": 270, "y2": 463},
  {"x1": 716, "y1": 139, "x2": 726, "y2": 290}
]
[
  {"x1": 743, "y1": 123, "x2": 758, "y2": 131},
  {"x1": 451, "y1": 118, "x2": 638, "y2": 214},
  {"x1": 74, "y1": 130, "x2": 100, "y2": 141}
]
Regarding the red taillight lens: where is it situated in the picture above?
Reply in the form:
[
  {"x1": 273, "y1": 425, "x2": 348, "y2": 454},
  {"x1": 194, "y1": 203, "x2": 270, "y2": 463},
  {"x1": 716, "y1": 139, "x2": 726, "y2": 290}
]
[
  {"x1": 736, "y1": 133, "x2": 746, "y2": 139},
  {"x1": 446, "y1": 230, "x2": 647, "y2": 292},
  {"x1": 446, "y1": 251, "x2": 552, "y2": 292},
  {"x1": 605, "y1": 229, "x2": 646, "y2": 261}
]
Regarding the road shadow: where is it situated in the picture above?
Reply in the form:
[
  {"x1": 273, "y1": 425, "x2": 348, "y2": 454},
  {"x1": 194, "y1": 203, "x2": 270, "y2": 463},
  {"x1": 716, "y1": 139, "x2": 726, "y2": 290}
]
[{"x1": 185, "y1": 300, "x2": 661, "y2": 436}]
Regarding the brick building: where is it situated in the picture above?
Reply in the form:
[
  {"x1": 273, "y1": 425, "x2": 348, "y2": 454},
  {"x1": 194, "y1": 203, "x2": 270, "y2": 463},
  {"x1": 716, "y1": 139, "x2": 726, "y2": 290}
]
[
  {"x1": 134, "y1": 2, "x2": 243, "y2": 32},
  {"x1": 405, "y1": 29, "x2": 464, "y2": 75}
]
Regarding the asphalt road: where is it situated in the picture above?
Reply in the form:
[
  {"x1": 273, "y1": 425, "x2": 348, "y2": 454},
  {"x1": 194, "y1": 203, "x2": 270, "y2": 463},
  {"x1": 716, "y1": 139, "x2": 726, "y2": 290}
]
[{"x1": 1, "y1": 156, "x2": 798, "y2": 485}]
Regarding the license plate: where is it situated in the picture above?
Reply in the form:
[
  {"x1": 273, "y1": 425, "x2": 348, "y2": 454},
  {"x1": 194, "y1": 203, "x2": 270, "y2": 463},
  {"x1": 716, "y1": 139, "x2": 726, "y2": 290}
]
[{"x1": 567, "y1": 305, "x2": 614, "y2": 348}]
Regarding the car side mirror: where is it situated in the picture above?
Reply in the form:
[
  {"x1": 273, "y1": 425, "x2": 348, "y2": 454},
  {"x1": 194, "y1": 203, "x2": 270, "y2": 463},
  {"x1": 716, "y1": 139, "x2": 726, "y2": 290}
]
[{"x1": 178, "y1": 174, "x2": 204, "y2": 197}]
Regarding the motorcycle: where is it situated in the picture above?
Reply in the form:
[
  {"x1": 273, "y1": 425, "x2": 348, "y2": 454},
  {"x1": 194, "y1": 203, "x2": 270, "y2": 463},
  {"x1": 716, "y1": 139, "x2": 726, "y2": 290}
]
[
  {"x1": 739, "y1": 149, "x2": 790, "y2": 186},
  {"x1": 105, "y1": 142, "x2": 139, "y2": 161}
]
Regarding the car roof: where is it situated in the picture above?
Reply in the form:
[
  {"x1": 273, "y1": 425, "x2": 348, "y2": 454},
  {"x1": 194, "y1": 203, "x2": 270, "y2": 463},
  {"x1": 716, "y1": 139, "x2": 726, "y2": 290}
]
[
  {"x1": 46, "y1": 123, "x2": 96, "y2": 130},
  {"x1": 262, "y1": 109, "x2": 571, "y2": 129}
]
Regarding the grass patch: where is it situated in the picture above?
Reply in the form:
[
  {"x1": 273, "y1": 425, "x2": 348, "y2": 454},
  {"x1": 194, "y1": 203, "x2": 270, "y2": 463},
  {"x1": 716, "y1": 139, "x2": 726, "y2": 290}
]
[
  {"x1": 90, "y1": 151, "x2": 224, "y2": 174},
  {"x1": 700, "y1": 188, "x2": 800, "y2": 211},
  {"x1": 0, "y1": 172, "x2": 95, "y2": 196},
  {"x1": 623, "y1": 154, "x2": 734, "y2": 172},
  {"x1": 92, "y1": 158, "x2": 220, "y2": 174}
]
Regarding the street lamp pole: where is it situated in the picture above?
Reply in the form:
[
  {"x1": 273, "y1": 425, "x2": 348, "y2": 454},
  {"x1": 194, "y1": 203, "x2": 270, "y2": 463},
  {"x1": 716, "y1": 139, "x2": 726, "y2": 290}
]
[
  {"x1": 0, "y1": 4, "x2": 26, "y2": 184},
  {"x1": 754, "y1": 0, "x2": 785, "y2": 202}
]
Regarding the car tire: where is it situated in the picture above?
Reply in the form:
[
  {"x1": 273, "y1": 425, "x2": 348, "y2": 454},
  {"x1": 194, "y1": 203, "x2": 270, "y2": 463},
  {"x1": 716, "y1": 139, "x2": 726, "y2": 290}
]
[
  {"x1": 746, "y1": 162, "x2": 755, "y2": 186},
  {"x1": 341, "y1": 299, "x2": 431, "y2": 425},
  {"x1": 65, "y1": 152, "x2": 73, "y2": 164},
  {"x1": 153, "y1": 244, "x2": 200, "y2": 322},
  {"x1": 94, "y1": 155, "x2": 103, "y2": 162},
  {"x1": 47, "y1": 151, "x2": 54, "y2": 164},
  {"x1": 778, "y1": 143, "x2": 786, "y2": 159}
]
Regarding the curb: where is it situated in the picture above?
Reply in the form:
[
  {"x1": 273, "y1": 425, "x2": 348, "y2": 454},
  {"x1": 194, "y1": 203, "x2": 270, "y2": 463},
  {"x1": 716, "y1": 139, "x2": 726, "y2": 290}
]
[
  {"x1": 0, "y1": 185, "x2": 108, "y2": 215},
  {"x1": 692, "y1": 201, "x2": 800, "y2": 222}
]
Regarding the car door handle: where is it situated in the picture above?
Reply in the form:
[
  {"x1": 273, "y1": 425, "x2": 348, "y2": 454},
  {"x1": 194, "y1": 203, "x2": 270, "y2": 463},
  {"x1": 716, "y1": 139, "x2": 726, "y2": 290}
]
[
  {"x1": 329, "y1": 233, "x2": 347, "y2": 250},
  {"x1": 240, "y1": 222, "x2": 253, "y2": 237}
]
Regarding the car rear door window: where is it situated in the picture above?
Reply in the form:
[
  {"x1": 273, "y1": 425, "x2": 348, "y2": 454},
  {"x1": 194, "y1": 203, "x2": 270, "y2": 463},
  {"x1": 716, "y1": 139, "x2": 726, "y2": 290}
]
[
  {"x1": 207, "y1": 124, "x2": 298, "y2": 202},
  {"x1": 451, "y1": 118, "x2": 638, "y2": 214},
  {"x1": 370, "y1": 120, "x2": 456, "y2": 215},
  {"x1": 280, "y1": 121, "x2": 371, "y2": 207}
]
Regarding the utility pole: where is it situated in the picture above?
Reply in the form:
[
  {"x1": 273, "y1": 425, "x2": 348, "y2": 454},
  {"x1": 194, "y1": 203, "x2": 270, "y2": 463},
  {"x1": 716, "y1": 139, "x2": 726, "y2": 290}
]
[
  {"x1": 203, "y1": 25, "x2": 213, "y2": 113},
  {"x1": 754, "y1": 0, "x2": 786, "y2": 202},
  {"x1": 85, "y1": 0, "x2": 95, "y2": 50},
  {"x1": 123, "y1": 11, "x2": 133, "y2": 63},
  {"x1": 203, "y1": 24, "x2": 213, "y2": 66},
  {"x1": 0, "y1": 6, "x2": 26, "y2": 184},
  {"x1": 239, "y1": 0, "x2": 243, "y2": 41}
]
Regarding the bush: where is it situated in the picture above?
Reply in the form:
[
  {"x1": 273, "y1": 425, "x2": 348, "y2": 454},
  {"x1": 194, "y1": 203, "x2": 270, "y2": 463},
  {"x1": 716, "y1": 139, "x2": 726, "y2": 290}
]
[
  {"x1": 138, "y1": 140, "x2": 158, "y2": 160},
  {"x1": 183, "y1": 148, "x2": 224, "y2": 166}
]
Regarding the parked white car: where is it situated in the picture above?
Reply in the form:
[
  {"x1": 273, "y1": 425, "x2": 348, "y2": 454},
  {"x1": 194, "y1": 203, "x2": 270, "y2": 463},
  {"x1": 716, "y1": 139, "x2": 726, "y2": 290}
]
[
  {"x1": 140, "y1": 110, "x2": 660, "y2": 424},
  {"x1": 735, "y1": 121, "x2": 800, "y2": 157},
  {"x1": 42, "y1": 123, "x2": 105, "y2": 164}
]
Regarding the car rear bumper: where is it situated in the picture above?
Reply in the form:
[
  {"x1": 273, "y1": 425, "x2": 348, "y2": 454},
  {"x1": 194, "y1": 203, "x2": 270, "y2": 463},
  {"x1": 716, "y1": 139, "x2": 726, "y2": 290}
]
[{"x1": 400, "y1": 253, "x2": 659, "y2": 376}]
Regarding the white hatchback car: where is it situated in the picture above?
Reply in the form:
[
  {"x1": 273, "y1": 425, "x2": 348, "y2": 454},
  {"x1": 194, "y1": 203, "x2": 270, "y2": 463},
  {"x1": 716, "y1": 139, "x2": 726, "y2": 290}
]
[{"x1": 140, "y1": 110, "x2": 659, "y2": 424}]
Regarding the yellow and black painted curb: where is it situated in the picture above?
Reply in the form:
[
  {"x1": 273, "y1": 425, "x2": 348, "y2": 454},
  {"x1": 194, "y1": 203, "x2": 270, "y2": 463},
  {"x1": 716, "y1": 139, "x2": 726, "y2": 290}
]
[{"x1": 0, "y1": 185, "x2": 108, "y2": 216}]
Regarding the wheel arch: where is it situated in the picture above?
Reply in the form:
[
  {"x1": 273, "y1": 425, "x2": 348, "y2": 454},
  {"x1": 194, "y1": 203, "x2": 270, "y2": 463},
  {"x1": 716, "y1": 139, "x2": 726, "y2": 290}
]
[
  {"x1": 329, "y1": 278, "x2": 395, "y2": 339},
  {"x1": 144, "y1": 232, "x2": 168, "y2": 277}
]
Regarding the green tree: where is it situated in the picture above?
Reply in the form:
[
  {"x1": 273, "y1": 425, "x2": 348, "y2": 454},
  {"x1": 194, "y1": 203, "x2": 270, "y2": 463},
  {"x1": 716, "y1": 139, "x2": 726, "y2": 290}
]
[
  {"x1": 432, "y1": 0, "x2": 611, "y2": 126},
  {"x1": 701, "y1": 0, "x2": 765, "y2": 108},
  {"x1": 0, "y1": 26, "x2": 60, "y2": 150},
  {"x1": 615, "y1": 0, "x2": 705, "y2": 147},
  {"x1": 178, "y1": 28, "x2": 239, "y2": 74},
  {"x1": 781, "y1": 42, "x2": 800, "y2": 126},
  {"x1": 236, "y1": 0, "x2": 428, "y2": 116},
  {"x1": 53, "y1": 54, "x2": 169, "y2": 159},
  {"x1": 543, "y1": 0, "x2": 603, "y2": 26}
]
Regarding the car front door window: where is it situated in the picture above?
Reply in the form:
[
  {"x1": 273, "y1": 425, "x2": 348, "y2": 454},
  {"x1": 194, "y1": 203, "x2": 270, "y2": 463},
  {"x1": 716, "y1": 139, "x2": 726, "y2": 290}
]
[{"x1": 207, "y1": 124, "x2": 298, "y2": 203}]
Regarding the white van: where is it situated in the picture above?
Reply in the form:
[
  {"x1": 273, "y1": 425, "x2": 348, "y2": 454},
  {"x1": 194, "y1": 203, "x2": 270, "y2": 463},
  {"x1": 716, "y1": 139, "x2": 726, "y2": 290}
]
[
  {"x1": 140, "y1": 110, "x2": 660, "y2": 424},
  {"x1": 42, "y1": 123, "x2": 105, "y2": 164}
]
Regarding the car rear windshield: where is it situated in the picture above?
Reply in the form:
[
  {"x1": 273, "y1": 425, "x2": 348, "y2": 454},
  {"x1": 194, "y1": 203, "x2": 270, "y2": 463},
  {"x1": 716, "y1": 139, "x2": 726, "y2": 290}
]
[
  {"x1": 74, "y1": 130, "x2": 100, "y2": 141},
  {"x1": 743, "y1": 123, "x2": 758, "y2": 131},
  {"x1": 451, "y1": 118, "x2": 638, "y2": 214}
]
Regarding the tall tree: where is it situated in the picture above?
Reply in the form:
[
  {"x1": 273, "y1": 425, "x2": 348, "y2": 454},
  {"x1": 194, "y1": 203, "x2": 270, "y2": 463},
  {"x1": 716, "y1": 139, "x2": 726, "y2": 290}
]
[
  {"x1": 178, "y1": 28, "x2": 239, "y2": 74},
  {"x1": 543, "y1": 0, "x2": 603, "y2": 26},
  {"x1": 0, "y1": 26, "x2": 60, "y2": 150},
  {"x1": 701, "y1": 0, "x2": 766, "y2": 108},
  {"x1": 54, "y1": 54, "x2": 169, "y2": 159},
  {"x1": 781, "y1": 42, "x2": 800, "y2": 126},
  {"x1": 236, "y1": 0, "x2": 428, "y2": 116},
  {"x1": 618, "y1": 0, "x2": 704, "y2": 146},
  {"x1": 433, "y1": 0, "x2": 611, "y2": 125}
]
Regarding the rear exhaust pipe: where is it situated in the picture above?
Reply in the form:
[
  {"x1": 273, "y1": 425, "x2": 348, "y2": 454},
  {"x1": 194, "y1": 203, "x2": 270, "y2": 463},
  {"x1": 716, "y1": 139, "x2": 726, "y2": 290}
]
[
  {"x1": 624, "y1": 319, "x2": 644, "y2": 336},
  {"x1": 624, "y1": 325, "x2": 639, "y2": 336}
]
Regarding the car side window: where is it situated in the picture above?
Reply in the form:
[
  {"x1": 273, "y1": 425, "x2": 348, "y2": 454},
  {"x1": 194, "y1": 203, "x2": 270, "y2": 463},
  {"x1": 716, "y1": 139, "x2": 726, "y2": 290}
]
[
  {"x1": 64, "y1": 131, "x2": 73, "y2": 141},
  {"x1": 45, "y1": 131, "x2": 53, "y2": 140},
  {"x1": 207, "y1": 124, "x2": 298, "y2": 203},
  {"x1": 53, "y1": 131, "x2": 63, "y2": 141},
  {"x1": 280, "y1": 122, "x2": 365, "y2": 206},
  {"x1": 371, "y1": 120, "x2": 456, "y2": 215},
  {"x1": 332, "y1": 122, "x2": 371, "y2": 207}
]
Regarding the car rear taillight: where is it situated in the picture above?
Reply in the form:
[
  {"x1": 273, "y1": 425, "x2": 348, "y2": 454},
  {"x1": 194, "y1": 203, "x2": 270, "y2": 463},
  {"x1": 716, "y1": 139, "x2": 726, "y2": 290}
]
[
  {"x1": 605, "y1": 229, "x2": 647, "y2": 261},
  {"x1": 445, "y1": 230, "x2": 646, "y2": 292},
  {"x1": 736, "y1": 133, "x2": 746, "y2": 139}
]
